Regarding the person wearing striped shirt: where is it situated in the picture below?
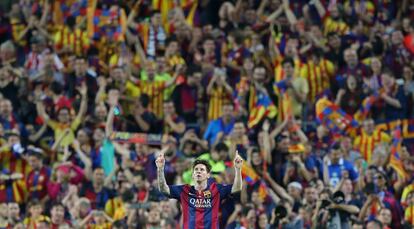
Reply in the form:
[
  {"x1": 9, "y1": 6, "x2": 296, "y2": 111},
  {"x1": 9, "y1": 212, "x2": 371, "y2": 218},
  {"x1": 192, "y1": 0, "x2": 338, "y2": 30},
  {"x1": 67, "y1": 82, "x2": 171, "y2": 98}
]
[
  {"x1": 353, "y1": 118, "x2": 391, "y2": 163},
  {"x1": 137, "y1": 61, "x2": 181, "y2": 118},
  {"x1": 53, "y1": 16, "x2": 90, "y2": 56},
  {"x1": 206, "y1": 68, "x2": 233, "y2": 122},
  {"x1": 312, "y1": 0, "x2": 350, "y2": 36},
  {"x1": 300, "y1": 48, "x2": 335, "y2": 103}
]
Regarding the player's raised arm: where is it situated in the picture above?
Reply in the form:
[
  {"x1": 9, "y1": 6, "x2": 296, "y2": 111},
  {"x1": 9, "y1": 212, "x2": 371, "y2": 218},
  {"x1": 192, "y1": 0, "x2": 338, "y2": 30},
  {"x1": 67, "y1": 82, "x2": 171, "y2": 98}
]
[
  {"x1": 156, "y1": 148, "x2": 170, "y2": 195},
  {"x1": 232, "y1": 151, "x2": 243, "y2": 193}
]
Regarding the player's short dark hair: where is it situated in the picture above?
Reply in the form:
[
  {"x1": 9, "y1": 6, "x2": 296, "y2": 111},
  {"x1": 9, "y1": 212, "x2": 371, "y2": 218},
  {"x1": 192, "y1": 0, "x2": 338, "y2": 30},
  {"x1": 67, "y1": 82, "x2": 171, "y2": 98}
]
[{"x1": 193, "y1": 159, "x2": 211, "y2": 173}]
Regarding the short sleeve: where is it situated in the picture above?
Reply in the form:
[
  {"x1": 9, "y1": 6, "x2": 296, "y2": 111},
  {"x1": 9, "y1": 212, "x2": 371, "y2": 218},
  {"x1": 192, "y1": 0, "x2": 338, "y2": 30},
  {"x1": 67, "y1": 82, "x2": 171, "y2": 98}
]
[
  {"x1": 168, "y1": 185, "x2": 184, "y2": 199},
  {"x1": 217, "y1": 184, "x2": 232, "y2": 199}
]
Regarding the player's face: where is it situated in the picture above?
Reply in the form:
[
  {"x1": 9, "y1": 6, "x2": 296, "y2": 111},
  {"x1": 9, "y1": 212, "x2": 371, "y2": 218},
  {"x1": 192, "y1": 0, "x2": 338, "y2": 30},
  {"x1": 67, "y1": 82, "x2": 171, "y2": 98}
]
[{"x1": 192, "y1": 164, "x2": 210, "y2": 182}]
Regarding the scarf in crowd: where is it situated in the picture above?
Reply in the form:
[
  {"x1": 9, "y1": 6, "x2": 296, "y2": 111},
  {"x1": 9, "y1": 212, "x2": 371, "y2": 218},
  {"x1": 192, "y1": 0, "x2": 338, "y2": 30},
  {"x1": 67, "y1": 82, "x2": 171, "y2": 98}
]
[{"x1": 147, "y1": 25, "x2": 166, "y2": 58}]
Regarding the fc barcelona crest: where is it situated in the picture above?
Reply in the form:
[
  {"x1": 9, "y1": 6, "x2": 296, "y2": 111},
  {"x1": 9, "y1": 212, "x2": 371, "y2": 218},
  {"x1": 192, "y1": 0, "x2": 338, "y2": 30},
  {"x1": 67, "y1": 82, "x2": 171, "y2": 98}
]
[{"x1": 203, "y1": 191, "x2": 211, "y2": 198}]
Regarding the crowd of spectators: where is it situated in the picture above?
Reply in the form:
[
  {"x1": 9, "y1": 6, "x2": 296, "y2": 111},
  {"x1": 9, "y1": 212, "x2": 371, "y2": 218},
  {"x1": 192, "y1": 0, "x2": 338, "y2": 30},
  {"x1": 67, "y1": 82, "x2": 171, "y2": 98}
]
[{"x1": 0, "y1": 0, "x2": 414, "y2": 228}]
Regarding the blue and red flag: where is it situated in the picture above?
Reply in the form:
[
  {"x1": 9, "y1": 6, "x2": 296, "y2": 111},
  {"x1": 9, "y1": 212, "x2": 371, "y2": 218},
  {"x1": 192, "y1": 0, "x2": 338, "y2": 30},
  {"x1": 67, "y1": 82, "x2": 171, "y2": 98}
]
[{"x1": 316, "y1": 97, "x2": 359, "y2": 137}]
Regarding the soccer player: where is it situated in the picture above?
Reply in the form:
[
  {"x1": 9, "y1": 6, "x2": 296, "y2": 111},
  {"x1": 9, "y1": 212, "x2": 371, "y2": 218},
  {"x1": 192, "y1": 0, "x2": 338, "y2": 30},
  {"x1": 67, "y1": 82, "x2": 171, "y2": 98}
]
[{"x1": 156, "y1": 150, "x2": 243, "y2": 229}]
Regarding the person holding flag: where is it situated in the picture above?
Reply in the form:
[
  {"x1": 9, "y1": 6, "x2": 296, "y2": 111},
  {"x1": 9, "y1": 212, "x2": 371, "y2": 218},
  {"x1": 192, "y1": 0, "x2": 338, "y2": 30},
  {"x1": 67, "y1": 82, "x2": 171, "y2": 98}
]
[{"x1": 156, "y1": 149, "x2": 243, "y2": 229}]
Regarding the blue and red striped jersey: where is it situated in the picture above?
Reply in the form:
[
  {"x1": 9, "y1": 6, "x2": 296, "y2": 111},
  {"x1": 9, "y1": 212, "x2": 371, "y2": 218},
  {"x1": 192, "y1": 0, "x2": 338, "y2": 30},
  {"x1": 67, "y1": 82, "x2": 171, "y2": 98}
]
[{"x1": 169, "y1": 181, "x2": 232, "y2": 229}]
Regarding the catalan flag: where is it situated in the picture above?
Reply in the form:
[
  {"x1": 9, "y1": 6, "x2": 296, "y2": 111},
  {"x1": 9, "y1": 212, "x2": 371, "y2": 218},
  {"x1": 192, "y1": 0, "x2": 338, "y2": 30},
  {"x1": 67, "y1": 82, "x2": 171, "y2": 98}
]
[
  {"x1": 241, "y1": 163, "x2": 259, "y2": 184},
  {"x1": 389, "y1": 123, "x2": 409, "y2": 180},
  {"x1": 241, "y1": 163, "x2": 267, "y2": 200},
  {"x1": 247, "y1": 90, "x2": 277, "y2": 128}
]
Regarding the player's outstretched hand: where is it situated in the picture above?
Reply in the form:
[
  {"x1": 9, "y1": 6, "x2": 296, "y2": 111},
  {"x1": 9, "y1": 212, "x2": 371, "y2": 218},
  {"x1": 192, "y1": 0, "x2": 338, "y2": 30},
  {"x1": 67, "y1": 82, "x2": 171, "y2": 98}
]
[
  {"x1": 155, "y1": 151, "x2": 165, "y2": 169},
  {"x1": 234, "y1": 151, "x2": 243, "y2": 169}
]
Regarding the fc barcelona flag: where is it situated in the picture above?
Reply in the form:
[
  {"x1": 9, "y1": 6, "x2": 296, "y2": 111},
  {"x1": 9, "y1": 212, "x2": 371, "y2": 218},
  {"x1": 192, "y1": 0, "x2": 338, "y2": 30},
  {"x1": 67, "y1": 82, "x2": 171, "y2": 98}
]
[{"x1": 316, "y1": 97, "x2": 359, "y2": 136}]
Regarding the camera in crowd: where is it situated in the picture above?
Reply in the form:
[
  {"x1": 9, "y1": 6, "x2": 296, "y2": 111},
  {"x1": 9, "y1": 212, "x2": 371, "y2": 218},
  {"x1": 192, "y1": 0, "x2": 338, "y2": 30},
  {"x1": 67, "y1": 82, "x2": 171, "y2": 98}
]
[
  {"x1": 320, "y1": 191, "x2": 346, "y2": 209},
  {"x1": 274, "y1": 205, "x2": 288, "y2": 220}
]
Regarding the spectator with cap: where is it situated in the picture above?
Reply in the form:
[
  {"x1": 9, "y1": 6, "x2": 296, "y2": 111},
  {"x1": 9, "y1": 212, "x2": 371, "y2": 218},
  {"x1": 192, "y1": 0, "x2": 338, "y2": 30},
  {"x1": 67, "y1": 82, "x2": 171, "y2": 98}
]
[
  {"x1": 282, "y1": 143, "x2": 314, "y2": 186},
  {"x1": 35, "y1": 81, "x2": 88, "y2": 149}
]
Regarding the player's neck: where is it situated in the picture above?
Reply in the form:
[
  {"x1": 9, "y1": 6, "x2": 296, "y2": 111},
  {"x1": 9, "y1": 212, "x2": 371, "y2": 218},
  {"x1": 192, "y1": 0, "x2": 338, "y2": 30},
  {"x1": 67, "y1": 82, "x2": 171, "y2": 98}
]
[{"x1": 194, "y1": 181, "x2": 207, "y2": 192}]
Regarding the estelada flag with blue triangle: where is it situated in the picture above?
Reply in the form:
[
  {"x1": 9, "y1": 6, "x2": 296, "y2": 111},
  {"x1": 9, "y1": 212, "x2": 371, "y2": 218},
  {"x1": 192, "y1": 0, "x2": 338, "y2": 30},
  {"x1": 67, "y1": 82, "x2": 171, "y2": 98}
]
[{"x1": 247, "y1": 90, "x2": 277, "y2": 128}]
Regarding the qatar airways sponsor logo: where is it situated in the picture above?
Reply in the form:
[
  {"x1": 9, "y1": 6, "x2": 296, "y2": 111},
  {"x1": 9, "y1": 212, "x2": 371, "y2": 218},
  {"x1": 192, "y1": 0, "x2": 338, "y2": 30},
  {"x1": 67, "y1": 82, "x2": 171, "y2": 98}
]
[{"x1": 189, "y1": 198, "x2": 212, "y2": 208}]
